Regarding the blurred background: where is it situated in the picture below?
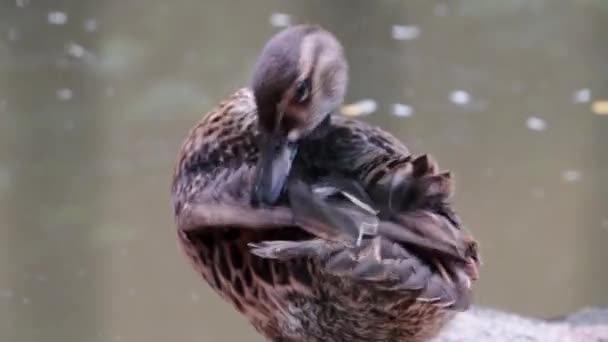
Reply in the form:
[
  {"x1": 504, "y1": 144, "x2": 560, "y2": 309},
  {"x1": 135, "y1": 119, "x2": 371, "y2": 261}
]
[{"x1": 1, "y1": 0, "x2": 607, "y2": 341}]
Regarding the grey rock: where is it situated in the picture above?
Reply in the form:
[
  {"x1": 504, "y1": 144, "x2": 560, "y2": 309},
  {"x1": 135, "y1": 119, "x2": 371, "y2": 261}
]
[{"x1": 435, "y1": 306, "x2": 608, "y2": 342}]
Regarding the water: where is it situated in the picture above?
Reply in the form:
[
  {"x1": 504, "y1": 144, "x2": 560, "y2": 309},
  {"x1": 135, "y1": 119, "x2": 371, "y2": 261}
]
[{"x1": 1, "y1": 1, "x2": 607, "y2": 341}]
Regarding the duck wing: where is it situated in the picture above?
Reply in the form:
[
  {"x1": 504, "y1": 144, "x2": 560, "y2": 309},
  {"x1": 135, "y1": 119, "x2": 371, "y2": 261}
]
[
  {"x1": 250, "y1": 116, "x2": 480, "y2": 310},
  {"x1": 301, "y1": 115, "x2": 479, "y2": 267},
  {"x1": 249, "y1": 174, "x2": 477, "y2": 310}
]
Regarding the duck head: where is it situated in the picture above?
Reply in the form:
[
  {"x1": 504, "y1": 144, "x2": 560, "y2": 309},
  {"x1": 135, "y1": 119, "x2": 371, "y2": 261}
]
[{"x1": 251, "y1": 25, "x2": 348, "y2": 205}]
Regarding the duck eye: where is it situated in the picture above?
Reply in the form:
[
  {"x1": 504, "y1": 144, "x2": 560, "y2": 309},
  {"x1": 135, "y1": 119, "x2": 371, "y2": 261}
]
[{"x1": 294, "y1": 78, "x2": 311, "y2": 104}]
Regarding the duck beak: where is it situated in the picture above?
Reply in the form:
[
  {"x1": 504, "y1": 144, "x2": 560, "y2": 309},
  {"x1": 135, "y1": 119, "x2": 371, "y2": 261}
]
[{"x1": 253, "y1": 132, "x2": 298, "y2": 206}]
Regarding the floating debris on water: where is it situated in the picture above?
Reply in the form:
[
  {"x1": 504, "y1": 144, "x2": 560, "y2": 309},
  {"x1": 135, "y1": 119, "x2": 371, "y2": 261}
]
[
  {"x1": 392, "y1": 103, "x2": 413, "y2": 117},
  {"x1": 526, "y1": 116, "x2": 546, "y2": 131},
  {"x1": 341, "y1": 99, "x2": 377, "y2": 117},
  {"x1": 561, "y1": 169, "x2": 582, "y2": 183},
  {"x1": 269, "y1": 13, "x2": 291, "y2": 28},
  {"x1": 66, "y1": 42, "x2": 86, "y2": 58},
  {"x1": 591, "y1": 100, "x2": 608, "y2": 115},
  {"x1": 84, "y1": 18, "x2": 98, "y2": 32},
  {"x1": 22, "y1": 297, "x2": 30, "y2": 305},
  {"x1": 48, "y1": 11, "x2": 68, "y2": 25},
  {"x1": 56, "y1": 88, "x2": 73, "y2": 101},
  {"x1": 449, "y1": 90, "x2": 471, "y2": 105},
  {"x1": 391, "y1": 25, "x2": 420, "y2": 41},
  {"x1": 573, "y1": 88, "x2": 591, "y2": 103}
]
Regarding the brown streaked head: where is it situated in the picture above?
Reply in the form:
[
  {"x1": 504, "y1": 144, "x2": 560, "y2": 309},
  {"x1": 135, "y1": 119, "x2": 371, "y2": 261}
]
[{"x1": 251, "y1": 25, "x2": 349, "y2": 205}]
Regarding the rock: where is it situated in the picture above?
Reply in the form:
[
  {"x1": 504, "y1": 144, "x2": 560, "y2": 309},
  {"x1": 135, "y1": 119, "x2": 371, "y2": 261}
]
[{"x1": 435, "y1": 306, "x2": 608, "y2": 342}]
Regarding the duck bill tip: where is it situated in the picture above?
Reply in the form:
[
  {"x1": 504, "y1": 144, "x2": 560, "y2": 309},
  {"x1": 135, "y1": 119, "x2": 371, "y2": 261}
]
[{"x1": 253, "y1": 136, "x2": 298, "y2": 205}]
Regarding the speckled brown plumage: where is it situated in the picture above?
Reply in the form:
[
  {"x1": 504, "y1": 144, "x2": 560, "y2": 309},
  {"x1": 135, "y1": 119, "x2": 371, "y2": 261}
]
[{"x1": 171, "y1": 25, "x2": 480, "y2": 342}]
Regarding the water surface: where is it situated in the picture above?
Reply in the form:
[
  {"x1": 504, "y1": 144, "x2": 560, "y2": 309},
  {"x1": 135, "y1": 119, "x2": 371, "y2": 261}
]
[{"x1": 1, "y1": 1, "x2": 607, "y2": 341}]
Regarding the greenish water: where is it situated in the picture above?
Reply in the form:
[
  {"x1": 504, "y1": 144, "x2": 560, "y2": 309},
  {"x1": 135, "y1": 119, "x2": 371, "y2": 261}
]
[{"x1": 1, "y1": 1, "x2": 607, "y2": 341}]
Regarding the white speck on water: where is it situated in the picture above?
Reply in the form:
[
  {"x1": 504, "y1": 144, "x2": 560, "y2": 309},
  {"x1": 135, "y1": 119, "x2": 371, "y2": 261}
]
[
  {"x1": 66, "y1": 42, "x2": 86, "y2": 58},
  {"x1": 573, "y1": 88, "x2": 591, "y2": 103},
  {"x1": 127, "y1": 288, "x2": 136, "y2": 296},
  {"x1": 391, "y1": 25, "x2": 420, "y2": 41},
  {"x1": 449, "y1": 90, "x2": 471, "y2": 105},
  {"x1": 526, "y1": 116, "x2": 546, "y2": 131},
  {"x1": 22, "y1": 297, "x2": 30, "y2": 305},
  {"x1": 356, "y1": 99, "x2": 378, "y2": 115},
  {"x1": 119, "y1": 247, "x2": 129, "y2": 257},
  {"x1": 269, "y1": 13, "x2": 291, "y2": 27},
  {"x1": 112, "y1": 335, "x2": 123, "y2": 342},
  {"x1": 392, "y1": 103, "x2": 414, "y2": 117},
  {"x1": 84, "y1": 18, "x2": 98, "y2": 32},
  {"x1": 0, "y1": 99, "x2": 6, "y2": 112},
  {"x1": 434, "y1": 3, "x2": 449, "y2": 16},
  {"x1": 48, "y1": 11, "x2": 68, "y2": 25},
  {"x1": 16, "y1": 0, "x2": 28, "y2": 7},
  {"x1": 7, "y1": 27, "x2": 19, "y2": 41},
  {"x1": 561, "y1": 169, "x2": 582, "y2": 183},
  {"x1": 0, "y1": 289, "x2": 14, "y2": 300},
  {"x1": 601, "y1": 219, "x2": 608, "y2": 230},
  {"x1": 341, "y1": 99, "x2": 377, "y2": 117},
  {"x1": 190, "y1": 292, "x2": 200, "y2": 302},
  {"x1": 56, "y1": 88, "x2": 73, "y2": 101}
]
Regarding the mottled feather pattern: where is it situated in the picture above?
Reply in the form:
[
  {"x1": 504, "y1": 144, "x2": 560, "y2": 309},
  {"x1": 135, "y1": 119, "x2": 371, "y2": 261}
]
[
  {"x1": 251, "y1": 153, "x2": 477, "y2": 310},
  {"x1": 173, "y1": 87, "x2": 478, "y2": 341},
  {"x1": 173, "y1": 89, "x2": 260, "y2": 213},
  {"x1": 298, "y1": 116, "x2": 411, "y2": 183}
]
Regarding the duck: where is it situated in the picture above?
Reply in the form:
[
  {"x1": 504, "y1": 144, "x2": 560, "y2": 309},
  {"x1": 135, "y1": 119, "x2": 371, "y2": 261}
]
[{"x1": 172, "y1": 24, "x2": 480, "y2": 342}]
